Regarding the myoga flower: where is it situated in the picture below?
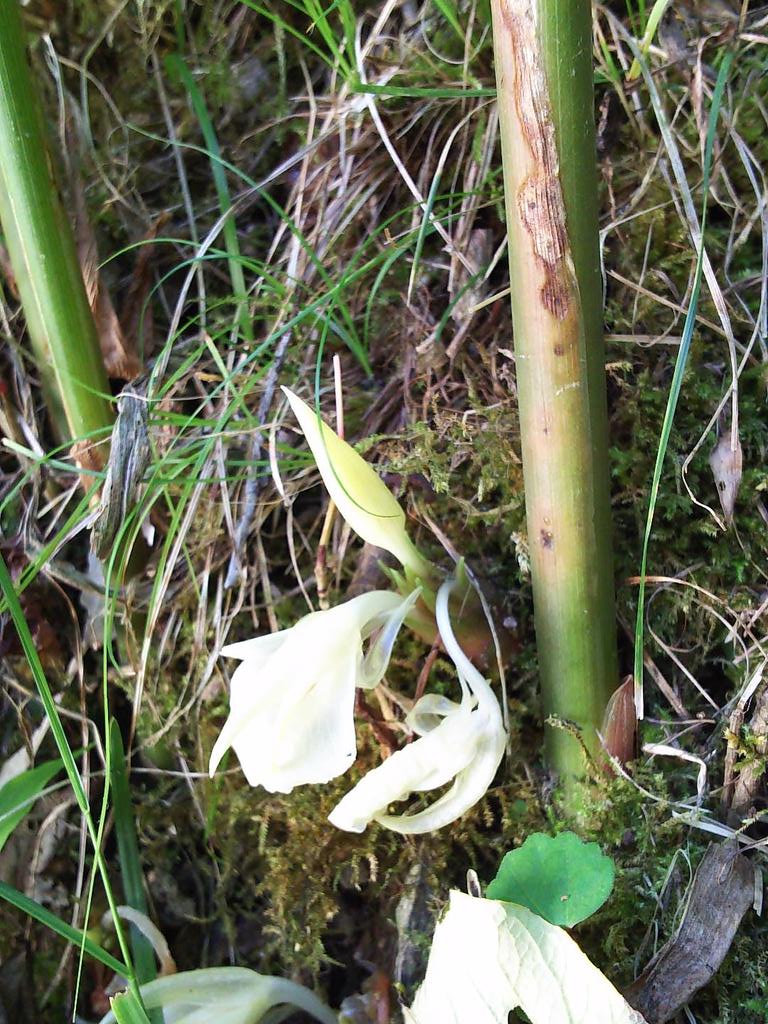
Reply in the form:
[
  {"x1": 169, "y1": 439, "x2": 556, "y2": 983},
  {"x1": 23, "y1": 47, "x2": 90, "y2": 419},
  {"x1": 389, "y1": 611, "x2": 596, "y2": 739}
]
[
  {"x1": 99, "y1": 967, "x2": 336, "y2": 1024},
  {"x1": 282, "y1": 387, "x2": 432, "y2": 580},
  {"x1": 328, "y1": 577, "x2": 507, "y2": 834},
  {"x1": 209, "y1": 589, "x2": 419, "y2": 794}
]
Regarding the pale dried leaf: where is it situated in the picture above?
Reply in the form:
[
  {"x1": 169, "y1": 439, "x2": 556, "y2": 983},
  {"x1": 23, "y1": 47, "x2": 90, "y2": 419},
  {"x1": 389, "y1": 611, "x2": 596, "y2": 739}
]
[
  {"x1": 0, "y1": 720, "x2": 50, "y2": 790},
  {"x1": 709, "y1": 430, "x2": 742, "y2": 525},
  {"x1": 406, "y1": 891, "x2": 647, "y2": 1024}
]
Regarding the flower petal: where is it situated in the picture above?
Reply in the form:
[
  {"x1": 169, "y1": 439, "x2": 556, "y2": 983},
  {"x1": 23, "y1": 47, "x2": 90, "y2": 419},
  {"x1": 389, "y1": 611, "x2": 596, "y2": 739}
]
[
  {"x1": 282, "y1": 388, "x2": 430, "y2": 577},
  {"x1": 219, "y1": 633, "x2": 286, "y2": 662},
  {"x1": 98, "y1": 967, "x2": 336, "y2": 1024},
  {"x1": 358, "y1": 587, "x2": 421, "y2": 688},
  {"x1": 328, "y1": 577, "x2": 507, "y2": 834},
  {"x1": 327, "y1": 700, "x2": 479, "y2": 833},
  {"x1": 210, "y1": 591, "x2": 409, "y2": 792},
  {"x1": 211, "y1": 632, "x2": 358, "y2": 792},
  {"x1": 406, "y1": 692, "x2": 468, "y2": 736},
  {"x1": 375, "y1": 700, "x2": 505, "y2": 834}
]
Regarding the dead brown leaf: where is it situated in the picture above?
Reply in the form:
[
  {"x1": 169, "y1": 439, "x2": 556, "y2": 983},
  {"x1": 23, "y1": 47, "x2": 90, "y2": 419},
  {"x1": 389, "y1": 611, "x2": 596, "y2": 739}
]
[
  {"x1": 709, "y1": 428, "x2": 742, "y2": 525},
  {"x1": 625, "y1": 842, "x2": 754, "y2": 1023},
  {"x1": 602, "y1": 675, "x2": 637, "y2": 766},
  {"x1": 119, "y1": 212, "x2": 170, "y2": 361},
  {"x1": 73, "y1": 168, "x2": 141, "y2": 380},
  {"x1": 727, "y1": 683, "x2": 768, "y2": 824}
]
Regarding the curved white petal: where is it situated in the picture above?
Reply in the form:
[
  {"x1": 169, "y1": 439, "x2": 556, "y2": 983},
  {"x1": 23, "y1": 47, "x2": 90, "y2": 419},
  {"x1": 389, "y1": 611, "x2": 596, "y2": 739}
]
[
  {"x1": 358, "y1": 587, "x2": 422, "y2": 688},
  {"x1": 210, "y1": 591, "x2": 411, "y2": 792},
  {"x1": 98, "y1": 967, "x2": 336, "y2": 1024},
  {"x1": 328, "y1": 698, "x2": 478, "y2": 833},
  {"x1": 375, "y1": 699, "x2": 505, "y2": 834},
  {"x1": 328, "y1": 577, "x2": 507, "y2": 834},
  {"x1": 219, "y1": 632, "x2": 286, "y2": 662},
  {"x1": 282, "y1": 387, "x2": 430, "y2": 577},
  {"x1": 406, "y1": 691, "x2": 468, "y2": 736}
]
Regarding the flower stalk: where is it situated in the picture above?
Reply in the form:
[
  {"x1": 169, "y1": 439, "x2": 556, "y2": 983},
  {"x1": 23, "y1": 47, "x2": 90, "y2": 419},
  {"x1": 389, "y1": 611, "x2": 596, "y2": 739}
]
[{"x1": 490, "y1": 0, "x2": 618, "y2": 778}]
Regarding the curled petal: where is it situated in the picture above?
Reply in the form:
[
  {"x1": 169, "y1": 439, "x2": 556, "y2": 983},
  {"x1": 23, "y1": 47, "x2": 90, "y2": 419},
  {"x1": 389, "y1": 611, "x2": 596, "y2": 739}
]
[
  {"x1": 329, "y1": 578, "x2": 507, "y2": 834},
  {"x1": 327, "y1": 697, "x2": 478, "y2": 833},
  {"x1": 282, "y1": 387, "x2": 431, "y2": 578},
  {"x1": 407, "y1": 691, "x2": 468, "y2": 736},
  {"x1": 359, "y1": 587, "x2": 422, "y2": 688}
]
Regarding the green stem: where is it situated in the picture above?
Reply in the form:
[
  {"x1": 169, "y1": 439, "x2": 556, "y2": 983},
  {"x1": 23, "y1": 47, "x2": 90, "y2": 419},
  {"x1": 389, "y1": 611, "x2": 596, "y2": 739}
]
[
  {"x1": 110, "y1": 722, "x2": 160, "y2": 1008},
  {"x1": 490, "y1": 0, "x2": 618, "y2": 779},
  {"x1": 0, "y1": 1, "x2": 113, "y2": 462}
]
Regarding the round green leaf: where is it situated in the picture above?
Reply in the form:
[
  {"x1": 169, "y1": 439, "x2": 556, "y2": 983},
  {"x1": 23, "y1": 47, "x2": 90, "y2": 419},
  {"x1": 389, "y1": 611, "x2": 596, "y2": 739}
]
[{"x1": 485, "y1": 831, "x2": 615, "y2": 927}]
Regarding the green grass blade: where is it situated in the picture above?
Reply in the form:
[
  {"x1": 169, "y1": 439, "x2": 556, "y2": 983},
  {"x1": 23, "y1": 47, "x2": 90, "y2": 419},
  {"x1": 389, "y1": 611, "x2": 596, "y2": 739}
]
[
  {"x1": 0, "y1": 554, "x2": 90, "y2": 813},
  {"x1": 0, "y1": 758, "x2": 65, "y2": 852},
  {"x1": 0, "y1": 552, "x2": 135, "y2": 981},
  {"x1": 432, "y1": 0, "x2": 465, "y2": 41},
  {"x1": 165, "y1": 53, "x2": 253, "y2": 343},
  {"x1": 109, "y1": 722, "x2": 158, "y2": 993},
  {"x1": 237, "y1": 1, "x2": 335, "y2": 70},
  {"x1": 628, "y1": 0, "x2": 673, "y2": 80},
  {"x1": 109, "y1": 986, "x2": 153, "y2": 1024},
  {"x1": 633, "y1": 52, "x2": 733, "y2": 716},
  {"x1": 0, "y1": 881, "x2": 128, "y2": 976},
  {"x1": 292, "y1": 0, "x2": 353, "y2": 77},
  {"x1": 351, "y1": 80, "x2": 496, "y2": 98}
]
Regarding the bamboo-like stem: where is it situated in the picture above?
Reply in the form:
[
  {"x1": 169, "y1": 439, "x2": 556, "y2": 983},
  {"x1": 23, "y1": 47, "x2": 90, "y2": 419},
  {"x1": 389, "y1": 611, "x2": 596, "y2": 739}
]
[
  {"x1": 491, "y1": 0, "x2": 618, "y2": 778},
  {"x1": 0, "y1": 2, "x2": 113, "y2": 468}
]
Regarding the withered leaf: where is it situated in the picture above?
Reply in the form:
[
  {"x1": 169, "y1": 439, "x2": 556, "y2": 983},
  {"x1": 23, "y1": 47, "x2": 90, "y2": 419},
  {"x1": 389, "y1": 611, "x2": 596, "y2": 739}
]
[
  {"x1": 119, "y1": 212, "x2": 169, "y2": 360},
  {"x1": 91, "y1": 385, "x2": 150, "y2": 559},
  {"x1": 602, "y1": 675, "x2": 637, "y2": 766},
  {"x1": 709, "y1": 429, "x2": 742, "y2": 525},
  {"x1": 625, "y1": 842, "x2": 753, "y2": 1023},
  {"x1": 73, "y1": 167, "x2": 141, "y2": 380}
]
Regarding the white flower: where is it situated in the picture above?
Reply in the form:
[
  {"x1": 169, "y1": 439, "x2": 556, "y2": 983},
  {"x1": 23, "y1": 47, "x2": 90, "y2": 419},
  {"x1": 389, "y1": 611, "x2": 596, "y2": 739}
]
[
  {"x1": 99, "y1": 967, "x2": 336, "y2": 1024},
  {"x1": 328, "y1": 578, "x2": 506, "y2": 834},
  {"x1": 209, "y1": 589, "x2": 419, "y2": 794},
  {"x1": 282, "y1": 387, "x2": 432, "y2": 580}
]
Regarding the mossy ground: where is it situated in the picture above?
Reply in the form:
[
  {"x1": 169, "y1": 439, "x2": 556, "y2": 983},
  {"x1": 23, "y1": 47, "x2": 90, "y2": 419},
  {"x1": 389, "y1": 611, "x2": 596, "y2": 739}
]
[{"x1": 0, "y1": 2, "x2": 766, "y2": 1021}]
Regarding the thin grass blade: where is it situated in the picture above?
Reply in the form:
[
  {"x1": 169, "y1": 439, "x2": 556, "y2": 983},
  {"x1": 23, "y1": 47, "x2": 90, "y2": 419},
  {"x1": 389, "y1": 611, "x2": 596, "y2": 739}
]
[
  {"x1": 0, "y1": 881, "x2": 128, "y2": 976},
  {"x1": 632, "y1": 52, "x2": 734, "y2": 716},
  {"x1": 0, "y1": 758, "x2": 65, "y2": 852},
  {"x1": 110, "y1": 721, "x2": 159, "y2": 996}
]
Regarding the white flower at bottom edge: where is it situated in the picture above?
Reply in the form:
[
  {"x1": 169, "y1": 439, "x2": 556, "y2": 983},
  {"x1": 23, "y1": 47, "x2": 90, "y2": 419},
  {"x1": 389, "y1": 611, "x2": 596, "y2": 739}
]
[
  {"x1": 98, "y1": 967, "x2": 336, "y2": 1024},
  {"x1": 209, "y1": 589, "x2": 420, "y2": 794},
  {"x1": 328, "y1": 577, "x2": 507, "y2": 834}
]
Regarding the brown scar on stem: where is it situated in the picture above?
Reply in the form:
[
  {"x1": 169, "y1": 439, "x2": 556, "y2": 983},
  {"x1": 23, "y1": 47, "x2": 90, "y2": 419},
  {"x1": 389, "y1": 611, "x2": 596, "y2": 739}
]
[
  {"x1": 502, "y1": 0, "x2": 577, "y2": 322},
  {"x1": 540, "y1": 529, "x2": 554, "y2": 549}
]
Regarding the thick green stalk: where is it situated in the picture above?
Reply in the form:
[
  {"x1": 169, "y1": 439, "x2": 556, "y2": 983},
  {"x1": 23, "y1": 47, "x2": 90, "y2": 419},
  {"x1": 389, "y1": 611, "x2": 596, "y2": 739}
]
[
  {"x1": 491, "y1": 0, "x2": 618, "y2": 777},
  {"x1": 0, "y1": 2, "x2": 113, "y2": 465}
]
